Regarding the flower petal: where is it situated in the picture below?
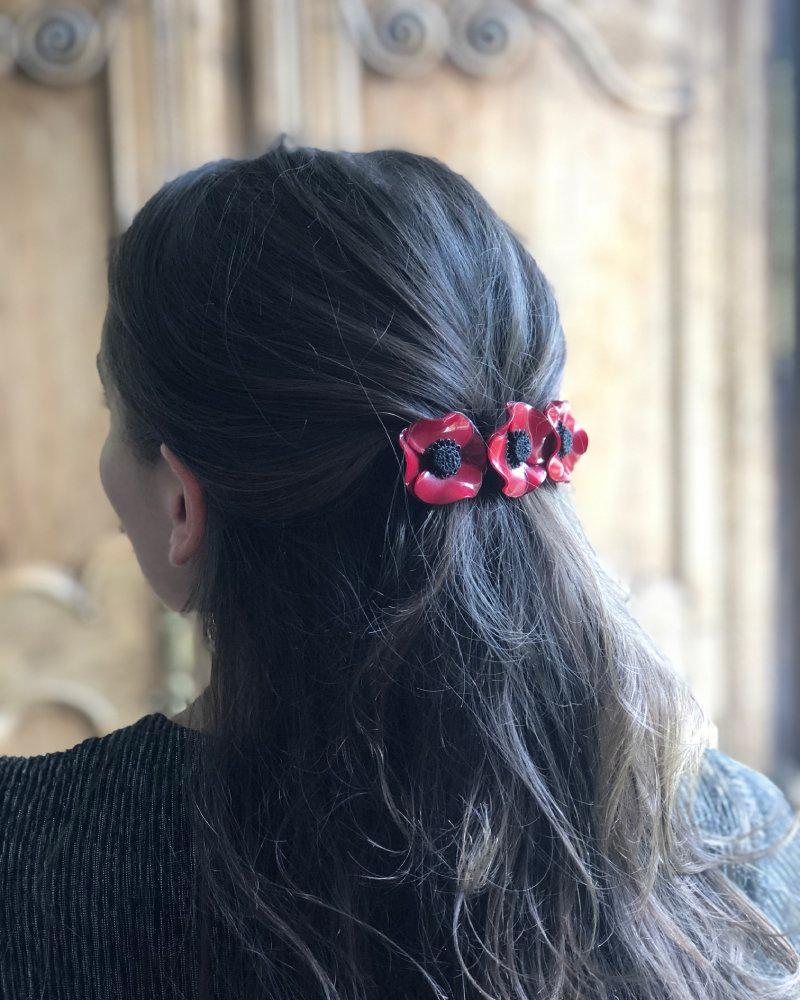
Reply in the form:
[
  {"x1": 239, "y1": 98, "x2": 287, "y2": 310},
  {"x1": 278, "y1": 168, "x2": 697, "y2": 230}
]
[
  {"x1": 461, "y1": 431, "x2": 488, "y2": 472},
  {"x1": 499, "y1": 461, "x2": 531, "y2": 498},
  {"x1": 412, "y1": 467, "x2": 482, "y2": 504},
  {"x1": 404, "y1": 411, "x2": 475, "y2": 453},
  {"x1": 486, "y1": 429, "x2": 511, "y2": 478},
  {"x1": 526, "y1": 410, "x2": 558, "y2": 461},
  {"x1": 455, "y1": 461, "x2": 486, "y2": 495},
  {"x1": 557, "y1": 428, "x2": 587, "y2": 481},
  {"x1": 523, "y1": 463, "x2": 548, "y2": 491},
  {"x1": 571, "y1": 427, "x2": 589, "y2": 456},
  {"x1": 546, "y1": 453, "x2": 566, "y2": 481},
  {"x1": 506, "y1": 401, "x2": 532, "y2": 432},
  {"x1": 398, "y1": 428, "x2": 421, "y2": 488},
  {"x1": 544, "y1": 399, "x2": 569, "y2": 430}
]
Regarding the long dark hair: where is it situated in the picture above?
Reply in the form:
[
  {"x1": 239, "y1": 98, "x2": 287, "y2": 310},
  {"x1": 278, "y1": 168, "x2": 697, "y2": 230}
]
[{"x1": 102, "y1": 136, "x2": 800, "y2": 998}]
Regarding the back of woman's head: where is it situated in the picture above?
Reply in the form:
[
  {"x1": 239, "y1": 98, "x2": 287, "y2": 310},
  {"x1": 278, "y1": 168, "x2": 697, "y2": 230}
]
[{"x1": 102, "y1": 136, "x2": 800, "y2": 999}]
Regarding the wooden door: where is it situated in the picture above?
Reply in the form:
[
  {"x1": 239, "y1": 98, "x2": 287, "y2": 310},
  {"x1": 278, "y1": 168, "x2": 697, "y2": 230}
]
[{"x1": 0, "y1": 0, "x2": 780, "y2": 771}]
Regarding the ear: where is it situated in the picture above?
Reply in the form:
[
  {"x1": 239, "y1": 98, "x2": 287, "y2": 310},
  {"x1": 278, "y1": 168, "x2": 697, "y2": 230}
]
[{"x1": 160, "y1": 443, "x2": 207, "y2": 567}]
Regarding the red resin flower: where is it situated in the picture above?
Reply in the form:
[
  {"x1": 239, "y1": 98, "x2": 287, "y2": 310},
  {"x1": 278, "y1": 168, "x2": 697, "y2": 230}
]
[
  {"x1": 542, "y1": 399, "x2": 589, "y2": 482},
  {"x1": 398, "y1": 411, "x2": 488, "y2": 505},
  {"x1": 486, "y1": 401, "x2": 556, "y2": 498}
]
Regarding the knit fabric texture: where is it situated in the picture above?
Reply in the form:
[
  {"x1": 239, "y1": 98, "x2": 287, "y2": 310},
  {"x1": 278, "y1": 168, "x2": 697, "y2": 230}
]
[{"x1": 0, "y1": 711, "x2": 799, "y2": 998}]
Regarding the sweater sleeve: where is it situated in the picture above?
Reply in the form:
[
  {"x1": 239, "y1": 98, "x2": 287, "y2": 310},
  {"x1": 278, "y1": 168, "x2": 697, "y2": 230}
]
[{"x1": 691, "y1": 747, "x2": 800, "y2": 953}]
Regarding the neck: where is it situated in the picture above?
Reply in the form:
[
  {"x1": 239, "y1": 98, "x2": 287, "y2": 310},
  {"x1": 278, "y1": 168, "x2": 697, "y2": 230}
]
[{"x1": 169, "y1": 685, "x2": 210, "y2": 732}]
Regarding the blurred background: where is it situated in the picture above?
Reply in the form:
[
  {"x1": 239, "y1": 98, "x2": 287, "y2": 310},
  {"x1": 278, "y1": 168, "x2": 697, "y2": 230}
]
[{"x1": 0, "y1": 0, "x2": 798, "y2": 794}]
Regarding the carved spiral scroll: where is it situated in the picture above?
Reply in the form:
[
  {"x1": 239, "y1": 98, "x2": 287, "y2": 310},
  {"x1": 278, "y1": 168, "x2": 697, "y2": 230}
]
[
  {"x1": 447, "y1": 0, "x2": 534, "y2": 79},
  {"x1": 337, "y1": 0, "x2": 692, "y2": 119},
  {"x1": 528, "y1": 0, "x2": 691, "y2": 119},
  {"x1": 345, "y1": 0, "x2": 450, "y2": 78},
  {"x1": 15, "y1": 4, "x2": 110, "y2": 86}
]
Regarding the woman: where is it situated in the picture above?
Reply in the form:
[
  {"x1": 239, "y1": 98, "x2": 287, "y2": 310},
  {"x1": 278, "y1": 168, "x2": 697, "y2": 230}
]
[{"x1": 3, "y1": 136, "x2": 799, "y2": 999}]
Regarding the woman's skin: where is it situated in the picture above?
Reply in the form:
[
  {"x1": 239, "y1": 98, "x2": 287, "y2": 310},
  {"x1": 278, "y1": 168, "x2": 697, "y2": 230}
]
[{"x1": 97, "y1": 350, "x2": 210, "y2": 731}]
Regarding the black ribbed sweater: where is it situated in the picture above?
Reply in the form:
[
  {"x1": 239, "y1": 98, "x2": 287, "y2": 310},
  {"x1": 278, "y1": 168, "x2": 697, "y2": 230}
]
[{"x1": 1, "y1": 711, "x2": 799, "y2": 999}]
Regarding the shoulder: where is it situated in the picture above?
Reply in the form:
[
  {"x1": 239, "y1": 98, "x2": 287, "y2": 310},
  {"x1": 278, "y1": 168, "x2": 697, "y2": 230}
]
[
  {"x1": 0, "y1": 713, "x2": 200, "y2": 994},
  {"x1": 690, "y1": 746, "x2": 799, "y2": 846},
  {"x1": 0, "y1": 711, "x2": 195, "y2": 883},
  {"x1": 687, "y1": 746, "x2": 800, "y2": 950},
  {"x1": 0, "y1": 711, "x2": 191, "y2": 810}
]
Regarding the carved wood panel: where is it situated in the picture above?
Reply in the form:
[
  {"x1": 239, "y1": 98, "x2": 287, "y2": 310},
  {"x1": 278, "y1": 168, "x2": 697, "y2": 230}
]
[
  {"x1": 241, "y1": 0, "x2": 775, "y2": 767},
  {"x1": 0, "y1": 0, "x2": 778, "y2": 770}
]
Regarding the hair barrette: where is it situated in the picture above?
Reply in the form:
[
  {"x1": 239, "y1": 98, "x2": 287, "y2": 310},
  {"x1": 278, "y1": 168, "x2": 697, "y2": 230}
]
[{"x1": 398, "y1": 400, "x2": 588, "y2": 505}]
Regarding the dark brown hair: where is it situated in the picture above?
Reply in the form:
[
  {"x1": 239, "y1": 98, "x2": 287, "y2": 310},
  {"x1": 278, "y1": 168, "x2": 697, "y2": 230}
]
[{"x1": 102, "y1": 136, "x2": 800, "y2": 998}]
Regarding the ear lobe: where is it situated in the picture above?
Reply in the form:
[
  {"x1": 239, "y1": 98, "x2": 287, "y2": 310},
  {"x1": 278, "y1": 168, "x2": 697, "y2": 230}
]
[
  {"x1": 168, "y1": 522, "x2": 190, "y2": 568},
  {"x1": 160, "y1": 443, "x2": 207, "y2": 565}
]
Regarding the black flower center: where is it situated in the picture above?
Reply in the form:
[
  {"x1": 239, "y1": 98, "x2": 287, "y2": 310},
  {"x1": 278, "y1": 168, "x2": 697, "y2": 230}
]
[
  {"x1": 557, "y1": 421, "x2": 573, "y2": 458},
  {"x1": 506, "y1": 429, "x2": 532, "y2": 468},
  {"x1": 424, "y1": 438, "x2": 462, "y2": 478}
]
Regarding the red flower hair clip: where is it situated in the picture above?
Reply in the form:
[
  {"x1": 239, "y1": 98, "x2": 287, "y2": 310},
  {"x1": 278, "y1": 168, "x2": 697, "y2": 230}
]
[
  {"x1": 398, "y1": 400, "x2": 588, "y2": 505},
  {"x1": 485, "y1": 401, "x2": 555, "y2": 498},
  {"x1": 541, "y1": 399, "x2": 589, "y2": 483},
  {"x1": 398, "y1": 411, "x2": 488, "y2": 505}
]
